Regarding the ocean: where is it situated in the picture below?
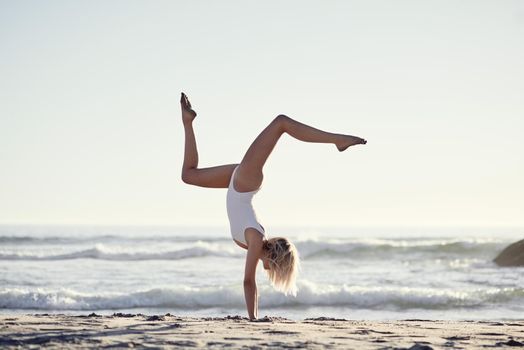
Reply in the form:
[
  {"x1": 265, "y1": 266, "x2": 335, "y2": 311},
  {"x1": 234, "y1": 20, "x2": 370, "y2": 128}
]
[{"x1": 1, "y1": 225, "x2": 522, "y2": 320}]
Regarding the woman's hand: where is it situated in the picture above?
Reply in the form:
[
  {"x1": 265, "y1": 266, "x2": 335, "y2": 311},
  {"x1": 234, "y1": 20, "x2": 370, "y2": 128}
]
[
  {"x1": 243, "y1": 229, "x2": 265, "y2": 320},
  {"x1": 243, "y1": 279, "x2": 258, "y2": 320}
]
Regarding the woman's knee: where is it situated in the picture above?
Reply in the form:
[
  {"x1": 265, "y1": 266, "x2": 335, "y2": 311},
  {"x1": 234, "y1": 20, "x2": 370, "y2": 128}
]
[
  {"x1": 272, "y1": 114, "x2": 290, "y2": 131},
  {"x1": 181, "y1": 168, "x2": 195, "y2": 184}
]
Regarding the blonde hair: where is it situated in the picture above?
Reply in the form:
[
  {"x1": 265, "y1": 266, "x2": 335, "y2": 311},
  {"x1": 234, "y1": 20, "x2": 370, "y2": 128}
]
[{"x1": 263, "y1": 237, "x2": 300, "y2": 296}]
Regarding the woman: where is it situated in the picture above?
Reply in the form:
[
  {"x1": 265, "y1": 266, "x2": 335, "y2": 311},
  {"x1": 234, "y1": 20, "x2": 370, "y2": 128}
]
[{"x1": 180, "y1": 92, "x2": 366, "y2": 320}]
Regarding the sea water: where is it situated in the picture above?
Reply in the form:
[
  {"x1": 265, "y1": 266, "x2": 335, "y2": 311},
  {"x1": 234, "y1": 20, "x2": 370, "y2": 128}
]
[{"x1": 0, "y1": 225, "x2": 523, "y2": 320}]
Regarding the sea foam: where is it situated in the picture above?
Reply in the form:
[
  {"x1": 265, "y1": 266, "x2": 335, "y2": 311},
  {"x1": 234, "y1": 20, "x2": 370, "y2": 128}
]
[
  {"x1": 0, "y1": 244, "x2": 240, "y2": 261},
  {"x1": 0, "y1": 238, "x2": 503, "y2": 261},
  {"x1": 1, "y1": 281, "x2": 522, "y2": 311}
]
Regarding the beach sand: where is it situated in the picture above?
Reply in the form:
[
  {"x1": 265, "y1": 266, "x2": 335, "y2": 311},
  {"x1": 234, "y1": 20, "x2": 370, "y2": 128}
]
[{"x1": 1, "y1": 314, "x2": 523, "y2": 349}]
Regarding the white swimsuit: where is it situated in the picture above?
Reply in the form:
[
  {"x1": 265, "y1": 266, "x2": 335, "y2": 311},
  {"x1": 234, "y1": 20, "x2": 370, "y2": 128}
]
[{"x1": 226, "y1": 166, "x2": 266, "y2": 245}]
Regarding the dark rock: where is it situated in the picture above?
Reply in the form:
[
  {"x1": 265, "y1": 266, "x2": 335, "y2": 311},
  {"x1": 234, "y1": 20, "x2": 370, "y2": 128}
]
[
  {"x1": 408, "y1": 344, "x2": 434, "y2": 350},
  {"x1": 373, "y1": 338, "x2": 387, "y2": 343},
  {"x1": 146, "y1": 315, "x2": 165, "y2": 321},
  {"x1": 226, "y1": 315, "x2": 250, "y2": 321},
  {"x1": 446, "y1": 336, "x2": 470, "y2": 341},
  {"x1": 304, "y1": 317, "x2": 347, "y2": 321},
  {"x1": 263, "y1": 330, "x2": 300, "y2": 335},
  {"x1": 202, "y1": 315, "x2": 249, "y2": 321},
  {"x1": 495, "y1": 339, "x2": 524, "y2": 347},
  {"x1": 403, "y1": 319, "x2": 432, "y2": 322},
  {"x1": 112, "y1": 313, "x2": 142, "y2": 318},
  {"x1": 252, "y1": 316, "x2": 291, "y2": 322},
  {"x1": 494, "y1": 239, "x2": 524, "y2": 267}
]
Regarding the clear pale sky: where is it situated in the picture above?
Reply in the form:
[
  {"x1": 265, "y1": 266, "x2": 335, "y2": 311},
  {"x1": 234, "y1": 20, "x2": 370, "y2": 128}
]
[{"x1": 1, "y1": 0, "x2": 523, "y2": 228}]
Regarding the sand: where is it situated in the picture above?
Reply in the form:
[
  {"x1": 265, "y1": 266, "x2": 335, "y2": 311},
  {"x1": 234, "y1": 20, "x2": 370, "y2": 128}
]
[{"x1": 1, "y1": 313, "x2": 523, "y2": 349}]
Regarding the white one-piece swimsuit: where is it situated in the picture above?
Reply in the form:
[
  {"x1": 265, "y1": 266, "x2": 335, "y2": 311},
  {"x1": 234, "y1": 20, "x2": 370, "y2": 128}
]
[{"x1": 226, "y1": 166, "x2": 266, "y2": 245}]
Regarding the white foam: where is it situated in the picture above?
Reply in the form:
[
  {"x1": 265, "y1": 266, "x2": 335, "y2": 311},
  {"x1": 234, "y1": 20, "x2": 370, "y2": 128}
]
[
  {"x1": 294, "y1": 238, "x2": 504, "y2": 259},
  {"x1": 0, "y1": 238, "x2": 504, "y2": 261},
  {"x1": 0, "y1": 243, "x2": 240, "y2": 261},
  {"x1": 1, "y1": 281, "x2": 522, "y2": 311}
]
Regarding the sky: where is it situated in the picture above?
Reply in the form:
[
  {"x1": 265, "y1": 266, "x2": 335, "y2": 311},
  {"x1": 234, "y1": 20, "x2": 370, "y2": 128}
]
[{"x1": 1, "y1": 0, "x2": 523, "y2": 228}]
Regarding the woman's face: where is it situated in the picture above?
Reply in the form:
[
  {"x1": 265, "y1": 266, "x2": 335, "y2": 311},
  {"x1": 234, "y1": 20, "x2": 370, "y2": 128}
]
[{"x1": 261, "y1": 257, "x2": 270, "y2": 270}]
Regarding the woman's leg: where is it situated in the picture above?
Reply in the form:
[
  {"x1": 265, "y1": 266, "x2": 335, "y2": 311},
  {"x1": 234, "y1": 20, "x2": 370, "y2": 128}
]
[
  {"x1": 180, "y1": 93, "x2": 237, "y2": 188},
  {"x1": 235, "y1": 115, "x2": 366, "y2": 192}
]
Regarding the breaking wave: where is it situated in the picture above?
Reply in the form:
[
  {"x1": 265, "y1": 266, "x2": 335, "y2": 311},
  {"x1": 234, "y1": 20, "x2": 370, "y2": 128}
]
[
  {"x1": 0, "y1": 238, "x2": 505, "y2": 261},
  {"x1": 0, "y1": 245, "x2": 239, "y2": 261},
  {"x1": 1, "y1": 281, "x2": 522, "y2": 311}
]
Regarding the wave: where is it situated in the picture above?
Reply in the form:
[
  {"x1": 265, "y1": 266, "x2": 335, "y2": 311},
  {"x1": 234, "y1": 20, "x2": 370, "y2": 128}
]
[
  {"x1": 0, "y1": 238, "x2": 505, "y2": 261},
  {"x1": 0, "y1": 235, "x2": 229, "y2": 245},
  {"x1": 295, "y1": 238, "x2": 504, "y2": 259},
  {"x1": 1, "y1": 281, "x2": 522, "y2": 311},
  {"x1": 0, "y1": 244, "x2": 240, "y2": 261}
]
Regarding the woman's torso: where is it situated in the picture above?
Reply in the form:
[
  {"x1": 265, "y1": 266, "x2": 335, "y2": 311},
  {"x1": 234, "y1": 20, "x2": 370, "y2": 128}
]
[{"x1": 226, "y1": 166, "x2": 266, "y2": 247}]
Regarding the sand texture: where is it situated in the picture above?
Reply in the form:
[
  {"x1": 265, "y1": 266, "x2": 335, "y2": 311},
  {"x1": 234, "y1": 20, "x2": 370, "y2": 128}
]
[{"x1": 1, "y1": 314, "x2": 523, "y2": 349}]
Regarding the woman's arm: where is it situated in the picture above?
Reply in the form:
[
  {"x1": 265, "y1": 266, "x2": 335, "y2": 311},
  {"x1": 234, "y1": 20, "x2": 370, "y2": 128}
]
[
  {"x1": 243, "y1": 229, "x2": 264, "y2": 320},
  {"x1": 243, "y1": 278, "x2": 258, "y2": 320}
]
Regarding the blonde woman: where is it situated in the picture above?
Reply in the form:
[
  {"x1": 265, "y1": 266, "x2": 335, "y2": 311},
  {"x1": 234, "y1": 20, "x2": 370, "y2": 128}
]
[{"x1": 180, "y1": 92, "x2": 366, "y2": 320}]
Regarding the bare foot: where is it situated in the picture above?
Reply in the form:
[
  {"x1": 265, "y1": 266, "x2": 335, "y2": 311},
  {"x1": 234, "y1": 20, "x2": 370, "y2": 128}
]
[
  {"x1": 180, "y1": 92, "x2": 197, "y2": 123},
  {"x1": 336, "y1": 135, "x2": 367, "y2": 152}
]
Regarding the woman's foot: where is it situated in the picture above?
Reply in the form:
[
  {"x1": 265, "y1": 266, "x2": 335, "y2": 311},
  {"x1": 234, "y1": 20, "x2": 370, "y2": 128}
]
[
  {"x1": 180, "y1": 92, "x2": 197, "y2": 123},
  {"x1": 336, "y1": 135, "x2": 367, "y2": 152}
]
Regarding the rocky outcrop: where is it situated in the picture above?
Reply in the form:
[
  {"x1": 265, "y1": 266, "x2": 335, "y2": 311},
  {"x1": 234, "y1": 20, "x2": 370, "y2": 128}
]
[{"x1": 494, "y1": 239, "x2": 524, "y2": 267}]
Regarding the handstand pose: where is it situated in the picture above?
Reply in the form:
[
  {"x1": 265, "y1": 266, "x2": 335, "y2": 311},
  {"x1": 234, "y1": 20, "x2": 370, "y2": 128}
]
[{"x1": 180, "y1": 92, "x2": 366, "y2": 320}]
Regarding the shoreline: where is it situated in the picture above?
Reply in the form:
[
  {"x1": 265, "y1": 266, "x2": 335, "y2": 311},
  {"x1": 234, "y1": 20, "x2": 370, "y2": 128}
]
[{"x1": 1, "y1": 314, "x2": 523, "y2": 349}]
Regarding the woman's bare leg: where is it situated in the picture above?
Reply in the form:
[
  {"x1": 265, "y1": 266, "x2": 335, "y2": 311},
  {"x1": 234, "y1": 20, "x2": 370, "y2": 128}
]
[
  {"x1": 235, "y1": 115, "x2": 366, "y2": 192},
  {"x1": 180, "y1": 93, "x2": 237, "y2": 188}
]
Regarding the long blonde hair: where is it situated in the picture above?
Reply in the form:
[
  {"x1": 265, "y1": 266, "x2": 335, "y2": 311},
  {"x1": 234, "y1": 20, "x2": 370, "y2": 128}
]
[{"x1": 263, "y1": 237, "x2": 300, "y2": 296}]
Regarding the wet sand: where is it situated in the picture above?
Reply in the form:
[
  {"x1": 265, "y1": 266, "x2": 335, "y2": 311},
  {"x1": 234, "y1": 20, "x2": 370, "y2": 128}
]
[{"x1": 1, "y1": 314, "x2": 523, "y2": 349}]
